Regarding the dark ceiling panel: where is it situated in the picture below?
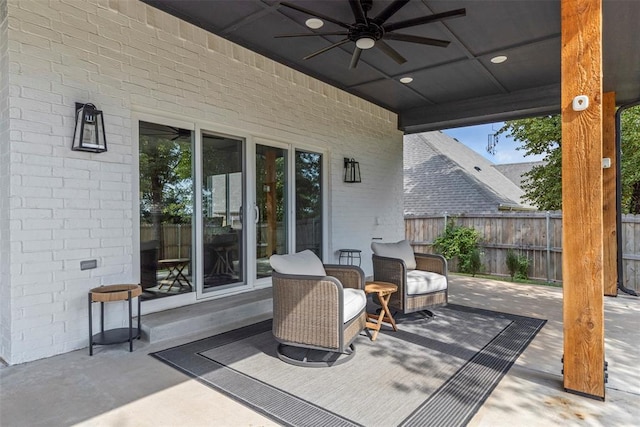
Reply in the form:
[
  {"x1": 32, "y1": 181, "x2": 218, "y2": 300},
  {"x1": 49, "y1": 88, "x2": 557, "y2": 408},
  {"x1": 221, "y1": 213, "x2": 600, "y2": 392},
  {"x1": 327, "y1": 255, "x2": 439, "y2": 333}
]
[
  {"x1": 436, "y1": 0, "x2": 560, "y2": 56},
  {"x1": 478, "y1": 37, "x2": 561, "y2": 92},
  {"x1": 403, "y1": 60, "x2": 502, "y2": 104},
  {"x1": 142, "y1": 0, "x2": 640, "y2": 131},
  {"x1": 353, "y1": 79, "x2": 433, "y2": 111}
]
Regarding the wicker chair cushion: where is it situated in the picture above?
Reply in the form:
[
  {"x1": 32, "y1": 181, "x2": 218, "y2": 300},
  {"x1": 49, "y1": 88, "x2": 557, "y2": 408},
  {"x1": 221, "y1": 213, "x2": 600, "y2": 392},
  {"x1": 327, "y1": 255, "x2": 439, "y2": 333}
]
[
  {"x1": 343, "y1": 288, "x2": 367, "y2": 322},
  {"x1": 406, "y1": 270, "x2": 448, "y2": 295},
  {"x1": 371, "y1": 239, "x2": 417, "y2": 270},
  {"x1": 269, "y1": 249, "x2": 327, "y2": 276}
]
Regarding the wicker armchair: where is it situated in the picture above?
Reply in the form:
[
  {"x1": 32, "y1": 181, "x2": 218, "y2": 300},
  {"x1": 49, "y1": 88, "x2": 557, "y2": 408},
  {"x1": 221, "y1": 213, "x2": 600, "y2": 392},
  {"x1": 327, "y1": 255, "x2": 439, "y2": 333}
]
[
  {"x1": 271, "y1": 252, "x2": 367, "y2": 367},
  {"x1": 372, "y1": 240, "x2": 448, "y2": 315}
]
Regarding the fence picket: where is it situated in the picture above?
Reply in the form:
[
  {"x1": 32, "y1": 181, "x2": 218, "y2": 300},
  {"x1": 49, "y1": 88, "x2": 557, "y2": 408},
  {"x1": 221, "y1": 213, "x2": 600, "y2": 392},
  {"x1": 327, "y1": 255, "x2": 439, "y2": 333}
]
[{"x1": 405, "y1": 212, "x2": 639, "y2": 292}]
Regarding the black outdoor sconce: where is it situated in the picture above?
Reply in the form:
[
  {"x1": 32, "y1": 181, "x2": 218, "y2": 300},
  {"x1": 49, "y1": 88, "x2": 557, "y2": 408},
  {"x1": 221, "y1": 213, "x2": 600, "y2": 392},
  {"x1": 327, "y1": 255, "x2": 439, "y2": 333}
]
[
  {"x1": 72, "y1": 103, "x2": 107, "y2": 153},
  {"x1": 344, "y1": 157, "x2": 361, "y2": 183}
]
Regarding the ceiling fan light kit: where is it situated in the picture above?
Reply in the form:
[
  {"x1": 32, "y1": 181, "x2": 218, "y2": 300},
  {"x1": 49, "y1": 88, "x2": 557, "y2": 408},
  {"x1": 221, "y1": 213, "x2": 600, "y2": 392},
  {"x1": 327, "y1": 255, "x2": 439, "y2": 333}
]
[
  {"x1": 356, "y1": 37, "x2": 375, "y2": 49},
  {"x1": 276, "y1": 0, "x2": 466, "y2": 69}
]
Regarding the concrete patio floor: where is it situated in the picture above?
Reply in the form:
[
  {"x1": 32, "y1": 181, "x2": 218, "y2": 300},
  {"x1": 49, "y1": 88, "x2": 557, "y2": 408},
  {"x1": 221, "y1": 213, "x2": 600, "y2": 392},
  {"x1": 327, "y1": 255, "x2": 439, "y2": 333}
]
[{"x1": 1, "y1": 275, "x2": 638, "y2": 427}]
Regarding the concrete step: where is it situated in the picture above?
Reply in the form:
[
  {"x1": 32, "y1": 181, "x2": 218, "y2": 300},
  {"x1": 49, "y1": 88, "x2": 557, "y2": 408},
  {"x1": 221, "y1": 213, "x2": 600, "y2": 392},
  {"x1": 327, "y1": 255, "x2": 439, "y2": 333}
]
[{"x1": 140, "y1": 288, "x2": 273, "y2": 343}]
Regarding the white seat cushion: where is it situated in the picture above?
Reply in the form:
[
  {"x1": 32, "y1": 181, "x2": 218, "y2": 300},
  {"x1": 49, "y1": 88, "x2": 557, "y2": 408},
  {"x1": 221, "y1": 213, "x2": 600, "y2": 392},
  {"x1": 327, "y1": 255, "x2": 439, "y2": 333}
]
[
  {"x1": 406, "y1": 270, "x2": 447, "y2": 295},
  {"x1": 269, "y1": 249, "x2": 327, "y2": 276},
  {"x1": 371, "y1": 239, "x2": 417, "y2": 270},
  {"x1": 343, "y1": 288, "x2": 367, "y2": 323}
]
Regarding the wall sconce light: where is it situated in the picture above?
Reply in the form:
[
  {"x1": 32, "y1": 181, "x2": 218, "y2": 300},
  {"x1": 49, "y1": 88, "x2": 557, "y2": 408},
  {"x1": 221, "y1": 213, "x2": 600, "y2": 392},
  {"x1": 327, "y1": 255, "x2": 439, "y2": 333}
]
[
  {"x1": 72, "y1": 103, "x2": 107, "y2": 153},
  {"x1": 344, "y1": 157, "x2": 361, "y2": 183}
]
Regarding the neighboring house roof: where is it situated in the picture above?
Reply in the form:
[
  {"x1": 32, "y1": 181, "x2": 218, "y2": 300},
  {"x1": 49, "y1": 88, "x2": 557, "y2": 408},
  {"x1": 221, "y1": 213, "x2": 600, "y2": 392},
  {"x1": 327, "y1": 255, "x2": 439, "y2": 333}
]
[
  {"x1": 493, "y1": 162, "x2": 545, "y2": 188},
  {"x1": 404, "y1": 131, "x2": 535, "y2": 216}
]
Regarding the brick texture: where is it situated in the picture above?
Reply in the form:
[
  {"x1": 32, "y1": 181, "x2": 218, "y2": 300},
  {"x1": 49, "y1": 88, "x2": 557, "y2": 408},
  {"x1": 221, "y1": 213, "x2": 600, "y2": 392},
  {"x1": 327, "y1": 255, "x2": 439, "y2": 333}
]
[{"x1": 2, "y1": 0, "x2": 403, "y2": 364}]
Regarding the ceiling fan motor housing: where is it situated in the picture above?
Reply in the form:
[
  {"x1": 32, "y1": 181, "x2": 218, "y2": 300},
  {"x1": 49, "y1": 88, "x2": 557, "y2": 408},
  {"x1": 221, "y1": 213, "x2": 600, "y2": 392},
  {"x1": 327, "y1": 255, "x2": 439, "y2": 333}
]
[{"x1": 349, "y1": 22, "x2": 384, "y2": 44}]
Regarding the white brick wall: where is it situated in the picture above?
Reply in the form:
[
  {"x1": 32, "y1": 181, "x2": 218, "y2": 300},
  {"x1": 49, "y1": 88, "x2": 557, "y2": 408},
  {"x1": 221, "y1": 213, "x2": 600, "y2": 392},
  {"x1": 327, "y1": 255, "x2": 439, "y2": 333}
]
[
  {"x1": 2, "y1": 0, "x2": 404, "y2": 364},
  {"x1": 1, "y1": 0, "x2": 11, "y2": 363}
]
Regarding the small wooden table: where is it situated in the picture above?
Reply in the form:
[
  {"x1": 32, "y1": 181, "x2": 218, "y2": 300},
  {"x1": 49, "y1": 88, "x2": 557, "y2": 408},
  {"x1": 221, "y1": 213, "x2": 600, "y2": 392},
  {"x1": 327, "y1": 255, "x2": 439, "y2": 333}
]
[
  {"x1": 365, "y1": 281, "x2": 398, "y2": 341},
  {"x1": 158, "y1": 258, "x2": 192, "y2": 291},
  {"x1": 88, "y1": 284, "x2": 142, "y2": 355}
]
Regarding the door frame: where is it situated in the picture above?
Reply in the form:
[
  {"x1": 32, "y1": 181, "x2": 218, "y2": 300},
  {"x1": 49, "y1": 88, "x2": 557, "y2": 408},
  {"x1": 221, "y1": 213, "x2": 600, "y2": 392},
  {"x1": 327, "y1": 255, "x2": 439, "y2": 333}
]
[{"x1": 133, "y1": 108, "x2": 329, "y2": 314}]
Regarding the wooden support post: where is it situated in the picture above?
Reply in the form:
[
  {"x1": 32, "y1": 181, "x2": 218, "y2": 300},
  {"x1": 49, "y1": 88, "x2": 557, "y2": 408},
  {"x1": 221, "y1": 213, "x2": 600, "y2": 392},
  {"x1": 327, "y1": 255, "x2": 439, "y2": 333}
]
[
  {"x1": 561, "y1": 0, "x2": 606, "y2": 400},
  {"x1": 603, "y1": 92, "x2": 617, "y2": 296}
]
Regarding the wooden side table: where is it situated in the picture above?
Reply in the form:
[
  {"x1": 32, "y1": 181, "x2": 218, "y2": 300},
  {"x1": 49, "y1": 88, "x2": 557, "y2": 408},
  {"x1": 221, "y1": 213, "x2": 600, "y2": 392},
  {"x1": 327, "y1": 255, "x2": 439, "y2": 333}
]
[
  {"x1": 365, "y1": 281, "x2": 398, "y2": 341},
  {"x1": 88, "y1": 284, "x2": 142, "y2": 355},
  {"x1": 158, "y1": 258, "x2": 192, "y2": 291}
]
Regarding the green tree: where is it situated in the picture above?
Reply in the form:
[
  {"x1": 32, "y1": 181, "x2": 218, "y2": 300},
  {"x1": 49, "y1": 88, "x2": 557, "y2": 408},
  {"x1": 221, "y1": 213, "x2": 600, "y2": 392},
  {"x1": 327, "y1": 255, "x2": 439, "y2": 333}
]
[
  {"x1": 621, "y1": 106, "x2": 640, "y2": 212},
  {"x1": 497, "y1": 106, "x2": 640, "y2": 213}
]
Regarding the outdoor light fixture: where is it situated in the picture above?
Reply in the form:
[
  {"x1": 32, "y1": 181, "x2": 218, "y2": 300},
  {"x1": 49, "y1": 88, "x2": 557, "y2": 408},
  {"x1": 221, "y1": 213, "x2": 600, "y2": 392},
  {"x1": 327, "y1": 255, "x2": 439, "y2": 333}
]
[
  {"x1": 344, "y1": 158, "x2": 361, "y2": 183},
  {"x1": 72, "y1": 102, "x2": 107, "y2": 153},
  {"x1": 355, "y1": 37, "x2": 375, "y2": 50}
]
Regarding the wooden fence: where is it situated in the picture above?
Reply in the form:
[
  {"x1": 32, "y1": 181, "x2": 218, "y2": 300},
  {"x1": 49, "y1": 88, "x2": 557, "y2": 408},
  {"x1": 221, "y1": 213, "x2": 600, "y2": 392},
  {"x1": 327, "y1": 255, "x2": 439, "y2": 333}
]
[
  {"x1": 141, "y1": 218, "x2": 321, "y2": 261},
  {"x1": 405, "y1": 212, "x2": 640, "y2": 293}
]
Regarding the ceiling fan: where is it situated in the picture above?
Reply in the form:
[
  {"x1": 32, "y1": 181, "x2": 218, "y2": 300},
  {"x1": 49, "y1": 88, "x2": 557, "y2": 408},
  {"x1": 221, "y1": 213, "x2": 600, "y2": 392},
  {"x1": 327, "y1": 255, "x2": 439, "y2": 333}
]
[{"x1": 275, "y1": 0, "x2": 465, "y2": 69}]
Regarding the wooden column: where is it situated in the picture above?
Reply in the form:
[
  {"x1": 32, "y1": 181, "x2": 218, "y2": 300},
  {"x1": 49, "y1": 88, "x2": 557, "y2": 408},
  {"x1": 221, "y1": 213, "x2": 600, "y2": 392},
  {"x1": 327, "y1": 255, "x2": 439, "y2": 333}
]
[
  {"x1": 603, "y1": 92, "x2": 617, "y2": 296},
  {"x1": 561, "y1": 0, "x2": 606, "y2": 400}
]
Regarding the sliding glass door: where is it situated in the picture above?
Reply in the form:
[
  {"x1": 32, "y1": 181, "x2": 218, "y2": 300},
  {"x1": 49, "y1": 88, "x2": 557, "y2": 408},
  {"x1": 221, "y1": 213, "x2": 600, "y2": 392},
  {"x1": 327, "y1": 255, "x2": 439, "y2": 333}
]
[
  {"x1": 255, "y1": 144, "x2": 288, "y2": 279},
  {"x1": 295, "y1": 150, "x2": 322, "y2": 256},
  {"x1": 138, "y1": 119, "x2": 325, "y2": 304},
  {"x1": 139, "y1": 121, "x2": 194, "y2": 301},
  {"x1": 201, "y1": 134, "x2": 244, "y2": 292}
]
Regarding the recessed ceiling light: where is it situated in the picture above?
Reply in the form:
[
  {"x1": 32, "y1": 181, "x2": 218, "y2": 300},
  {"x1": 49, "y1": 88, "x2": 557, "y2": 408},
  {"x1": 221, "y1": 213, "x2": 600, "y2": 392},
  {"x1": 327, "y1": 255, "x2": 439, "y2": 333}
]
[
  {"x1": 490, "y1": 55, "x2": 508, "y2": 64},
  {"x1": 400, "y1": 76, "x2": 413, "y2": 84},
  {"x1": 305, "y1": 18, "x2": 324, "y2": 29}
]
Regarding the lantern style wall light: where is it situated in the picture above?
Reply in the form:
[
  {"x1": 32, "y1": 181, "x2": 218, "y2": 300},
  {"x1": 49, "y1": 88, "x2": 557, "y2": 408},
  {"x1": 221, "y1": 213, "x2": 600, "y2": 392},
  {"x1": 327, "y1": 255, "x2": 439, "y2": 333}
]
[
  {"x1": 72, "y1": 103, "x2": 107, "y2": 153},
  {"x1": 343, "y1": 157, "x2": 361, "y2": 183}
]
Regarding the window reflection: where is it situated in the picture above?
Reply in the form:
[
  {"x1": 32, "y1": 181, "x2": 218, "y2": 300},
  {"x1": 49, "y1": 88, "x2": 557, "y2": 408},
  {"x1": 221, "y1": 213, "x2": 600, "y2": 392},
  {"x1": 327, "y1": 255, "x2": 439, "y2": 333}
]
[
  {"x1": 139, "y1": 122, "x2": 193, "y2": 300},
  {"x1": 295, "y1": 150, "x2": 322, "y2": 257},
  {"x1": 202, "y1": 134, "x2": 244, "y2": 290}
]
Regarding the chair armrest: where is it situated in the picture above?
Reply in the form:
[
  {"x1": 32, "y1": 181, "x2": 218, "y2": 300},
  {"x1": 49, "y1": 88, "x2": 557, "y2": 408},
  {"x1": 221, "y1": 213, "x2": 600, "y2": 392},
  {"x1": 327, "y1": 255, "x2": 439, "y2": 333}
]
[
  {"x1": 371, "y1": 254, "x2": 406, "y2": 287},
  {"x1": 324, "y1": 264, "x2": 365, "y2": 290},
  {"x1": 415, "y1": 253, "x2": 448, "y2": 276}
]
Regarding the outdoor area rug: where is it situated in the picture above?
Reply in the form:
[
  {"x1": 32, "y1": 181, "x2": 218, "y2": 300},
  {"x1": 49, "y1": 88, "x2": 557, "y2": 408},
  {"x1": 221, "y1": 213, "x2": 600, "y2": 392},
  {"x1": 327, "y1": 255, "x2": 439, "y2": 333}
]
[{"x1": 151, "y1": 304, "x2": 546, "y2": 427}]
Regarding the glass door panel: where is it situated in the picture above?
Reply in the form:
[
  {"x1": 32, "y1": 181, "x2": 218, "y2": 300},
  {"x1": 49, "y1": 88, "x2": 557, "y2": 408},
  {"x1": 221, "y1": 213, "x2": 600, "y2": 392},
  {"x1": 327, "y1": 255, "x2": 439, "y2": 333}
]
[
  {"x1": 139, "y1": 121, "x2": 193, "y2": 301},
  {"x1": 202, "y1": 134, "x2": 244, "y2": 291},
  {"x1": 255, "y1": 144, "x2": 288, "y2": 278},
  {"x1": 295, "y1": 150, "x2": 322, "y2": 257}
]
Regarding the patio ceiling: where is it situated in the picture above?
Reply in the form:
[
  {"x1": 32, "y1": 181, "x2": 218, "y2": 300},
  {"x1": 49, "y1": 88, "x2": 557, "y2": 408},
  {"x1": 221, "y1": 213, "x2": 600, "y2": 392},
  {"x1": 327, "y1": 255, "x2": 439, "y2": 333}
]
[{"x1": 141, "y1": 0, "x2": 640, "y2": 133}]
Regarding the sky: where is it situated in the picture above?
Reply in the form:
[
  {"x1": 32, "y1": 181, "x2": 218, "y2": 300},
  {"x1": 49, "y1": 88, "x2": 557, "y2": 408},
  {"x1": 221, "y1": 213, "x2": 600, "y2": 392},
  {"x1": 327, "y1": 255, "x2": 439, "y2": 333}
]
[{"x1": 442, "y1": 122, "x2": 545, "y2": 165}]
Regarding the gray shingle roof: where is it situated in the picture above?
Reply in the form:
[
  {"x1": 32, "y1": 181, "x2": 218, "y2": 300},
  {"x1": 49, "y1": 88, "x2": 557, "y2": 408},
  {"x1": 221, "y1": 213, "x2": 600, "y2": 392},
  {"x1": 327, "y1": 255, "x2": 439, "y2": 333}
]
[
  {"x1": 493, "y1": 162, "x2": 544, "y2": 188},
  {"x1": 404, "y1": 131, "x2": 535, "y2": 216}
]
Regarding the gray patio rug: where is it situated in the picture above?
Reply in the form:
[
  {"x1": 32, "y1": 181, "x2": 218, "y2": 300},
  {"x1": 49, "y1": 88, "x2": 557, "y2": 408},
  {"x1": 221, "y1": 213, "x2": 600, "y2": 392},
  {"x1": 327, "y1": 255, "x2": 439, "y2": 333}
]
[{"x1": 151, "y1": 304, "x2": 545, "y2": 427}]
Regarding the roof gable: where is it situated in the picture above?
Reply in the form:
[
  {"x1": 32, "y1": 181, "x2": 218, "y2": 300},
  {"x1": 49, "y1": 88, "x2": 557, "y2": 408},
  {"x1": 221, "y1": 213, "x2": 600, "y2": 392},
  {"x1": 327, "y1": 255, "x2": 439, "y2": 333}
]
[{"x1": 404, "y1": 131, "x2": 534, "y2": 215}]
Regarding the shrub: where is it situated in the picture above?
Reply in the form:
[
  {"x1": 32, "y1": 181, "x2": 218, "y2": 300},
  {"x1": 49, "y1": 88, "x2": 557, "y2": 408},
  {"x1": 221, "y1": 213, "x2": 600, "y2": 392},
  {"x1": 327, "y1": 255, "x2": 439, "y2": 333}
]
[
  {"x1": 506, "y1": 249, "x2": 530, "y2": 280},
  {"x1": 467, "y1": 247, "x2": 483, "y2": 277},
  {"x1": 433, "y1": 221, "x2": 481, "y2": 274}
]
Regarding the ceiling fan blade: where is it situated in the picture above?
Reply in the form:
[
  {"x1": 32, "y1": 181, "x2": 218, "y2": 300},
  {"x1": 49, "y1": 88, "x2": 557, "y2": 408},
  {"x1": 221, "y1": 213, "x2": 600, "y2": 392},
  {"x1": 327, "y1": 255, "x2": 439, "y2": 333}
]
[
  {"x1": 349, "y1": 47, "x2": 363, "y2": 69},
  {"x1": 349, "y1": 0, "x2": 368, "y2": 24},
  {"x1": 383, "y1": 8, "x2": 466, "y2": 32},
  {"x1": 384, "y1": 32, "x2": 450, "y2": 47},
  {"x1": 275, "y1": 31, "x2": 349, "y2": 38},
  {"x1": 280, "y1": 2, "x2": 351, "y2": 29},
  {"x1": 376, "y1": 40, "x2": 407, "y2": 64},
  {"x1": 303, "y1": 38, "x2": 350, "y2": 60},
  {"x1": 373, "y1": 0, "x2": 409, "y2": 24}
]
